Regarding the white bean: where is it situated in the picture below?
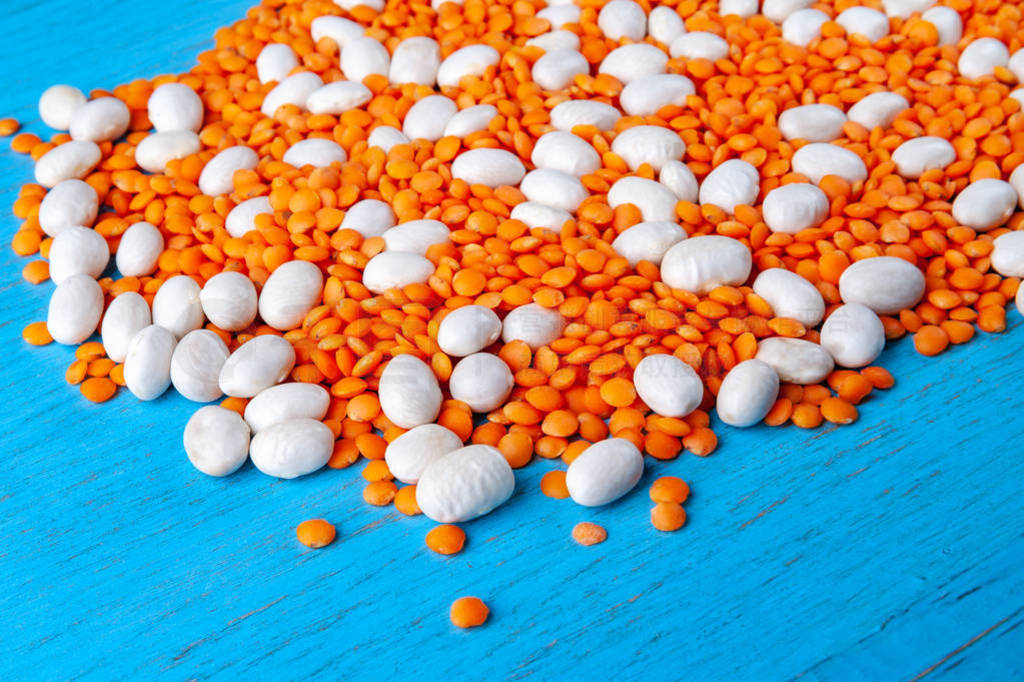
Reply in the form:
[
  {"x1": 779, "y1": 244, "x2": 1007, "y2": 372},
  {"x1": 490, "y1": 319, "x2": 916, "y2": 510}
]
[
  {"x1": 337, "y1": 0, "x2": 385, "y2": 10},
  {"x1": 531, "y1": 131, "x2": 600, "y2": 176},
  {"x1": 958, "y1": 37, "x2": 1009, "y2": 80},
  {"x1": 1010, "y1": 164, "x2": 1024, "y2": 209},
  {"x1": 148, "y1": 83, "x2": 203, "y2": 133},
  {"x1": 449, "y1": 353, "x2": 514, "y2": 412},
  {"x1": 170, "y1": 329, "x2": 230, "y2": 402},
  {"x1": 716, "y1": 359, "x2": 780, "y2": 427},
  {"x1": 632, "y1": 354, "x2": 703, "y2": 418},
  {"x1": 782, "y1": 9, "x2": 829, "y2": 46},
  {"x1": 282, "y1": 138, "x2": 346, "y2": 168},
  {"x1": 198, "y1": 146, "x2": 259, "y2": 196},
  {"x1": 261, "y1": 71, "x2": 323, "y2": 117},
  {"x1": 619, "y1": 74, "x2": 695, "y2": 117},
  {"x1": 225, "y1": 196, "x2": 273, "y2": 238},
  {"x1": 69, "y1": 97, "x2": 129, "y2": 143},
  {"x1": 184, "y1": 406, "x2": 250, "y2": 477},
  {"x1": 385, "y1": 424, "x2": 463, "y2": 484},
  {"x1": 451, "y1": 148, "x2": 526, "y2": 187},
  {"x1": 366, "y1": 125, "x2": 411, "y2": 153},
  {"x1": 115, "y1": 221, "x2": 163, "y2": 278},
  {"x1": 501, "y1": 303, "x2": 566, "y2": 348},
  {"x1": 1010, "y1": 49, "x2": 1024, "y2": 83},
  {"x1": 443, "y1": 104, "x2": 498, "y2": 137},
  {"x1": 611, "y1": 221, "x2": 686, "y2": 266},
  {"x1": 438, "y1": 305, "x2": 502, "y2": 357},
  {"x1": 699, "y1": 159, "x2": 760, "y2": 213},
  {"x1": 219, "y1": 334, "x2": 296, "y2": 398},
  {"x1": 509, "y1": 202, "x2": 573, "y2": 229},
  {"x1": 526, "y1": 30, "x2": 581, "y2": 52},
  {"x1": 882, "y1": 0, "x2": 934, "y2": 18},
  {"x1": 951, "y1": 179, "x2": 1017, "y2": 232},
  {"x1": 836, "y1": 7, "x2": 890, "y2": 42},
  {"x1": 243, "y1": 382, "x2": 330, "y2": 433},
  {"x1": 259, "y1": 260, "x2": 323, "y2": 331},
  {"x1": 659, "y1": 160, "x2": 699, "y2": 202},
  {"x1": 566, "y1": 439, "x2": 643, "y2": 507},
  {"x1": 310, "y1": 15, "x2": 363, "y2": 49},
  {"x1": 362, "y1": 251, "x2": 434, "y2": 293},
  {"x1": 648, "y1": 6, "x2": 686, "y2": 45},
  {"x1": 891, "y1": 137, "x2": 955, "y2": 179},
  {"x1": 669, "y1": 32, "x2": 729, "y2": 61},
  {"x1": 134, "y1": 130, "x2": 201, "y2": 173},
  {"x1": 550, "y1": 99, "x2": 621, "y2": 131},
  {"x1": 38, "y1": 179, "x2": 98, "y2": 237},
  {"x1": 341, "y1": 36, "x2": 390, "y2": 83},
  {"x1": 415, "y1": 445, "x2": 514, "y2": 522},
  {"x1": 35, "y1": 141, "x2": 101, "y2": 187},
  {"x1": 389, "y1": 36, "x2": 441, "y2": 86},
  {"x1": 39, "y1": 84, "x2": 87, "y2": 130},
  {"x1": 921, "y1": 6, "x2": 962, "y2": 46},
  {"x1": 199, "y1": 272, "x2": 257, "y2": 332},
  {"x1": 305, "y1": 81, "x2": 373, "y2": 114},
  {"x1": 403, "y1": 95, "x2": 457, "y2": 141},
  {"x1": 382, "y1": 219, "x2": 450, "y2": 254},
  {"x1": 838, "y1": 256, "x2": 925, "y2": 314},
  {"x1": 761, "y1": 182, "x2": 829, "y2": 234},
  {"x1": 152, "y1": 275, "x2": 204, "y2": 339},
  {"x1": 599, "y1": 44, "x2": 668, "y2": 84},
  {"x1": 720, "y1": 0, "x2": 759, "y2": 17},
  {"x1": 341, "y1": 198, "x2": 396, "y2": 238},
  {"x1": 256, "y1": 43, "x2": 298, "y2": 84},
  {"x1": 755, "y1": 338, "x2": 834, "y2": 384},
  {"x1": 378, "y1": 354, "x2": 443, "y2": 428},
  {"x1": 537, "y1": 4, "x2": 581, "y2": 28},
  {"x1": 124, "y1": 325, "x2": 177, "y2": 401},
  {"x1": 48, "y1": 226, "x2": 109, "y2": 284},
  {"x1": 1017, "y1": 282, "x2": 1024, "y2": 317},
  {"x1": 778, "y1": 103, "x2": 847, "y2": 143},
  {"x1": 752, "y1": 267, "x2": 825, "y2": 327},
  {"x1": 762, "y1": 0, "x2": 814, "y2": 23},
  {"x1": 791, "y1": 142, "x2": 868, "y2": 184},
  {"x1": 532, "y1": 49, "x2": 589, "y2": 91},
  {"x1": 661, "y1": 235, "x2": 752, "y2": 294},
  {"x1": 47, "y1": 274, "x2": 103, "y2": 345},
  {"x1": 101, "y1": 292, "x2": 151, "y2": 363},
  {"x1": 991, "y1": 231, "x2": 1024, "y2": 277},
  {"x1": 846, "y1": 91, "x2": 908, "y2": 130},
  {"x1": 607, "y1": 176, "x2": 678, "y2": 222},
  {"x1": 598, "y1": 0, "x2": 647, "y2": 41},
  {"x1": 519, "y1": 169, "x2": 588, "y2": 212},
  {"x1": 437, "y1": 45, "x2": 500, "y2": 88},
  {"x1": 611, "y1": 125, "x2": 685, "y2": 172},
  {"x1": 249, "y1": 419, "x2": 333, "y2": 479},
  {"x1": 820, "y1": 303, "x2": 885, "y2": 368}
]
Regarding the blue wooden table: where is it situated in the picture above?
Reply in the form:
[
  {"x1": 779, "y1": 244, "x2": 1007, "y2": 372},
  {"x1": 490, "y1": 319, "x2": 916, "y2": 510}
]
[{"x1": 2, "y1": 2, "x2": 1023, "y2": 679}]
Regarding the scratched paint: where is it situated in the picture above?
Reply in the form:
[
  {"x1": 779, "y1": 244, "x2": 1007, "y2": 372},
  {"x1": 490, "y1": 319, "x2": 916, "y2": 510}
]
[{"x1": 1, "y1": 1, "x2": 1023, "y2": 679}]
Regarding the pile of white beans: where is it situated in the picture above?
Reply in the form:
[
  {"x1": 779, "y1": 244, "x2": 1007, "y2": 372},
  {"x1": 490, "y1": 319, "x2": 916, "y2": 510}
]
[{"x1": 25, "y1": 0, "x2": 1024, "y2": 528}]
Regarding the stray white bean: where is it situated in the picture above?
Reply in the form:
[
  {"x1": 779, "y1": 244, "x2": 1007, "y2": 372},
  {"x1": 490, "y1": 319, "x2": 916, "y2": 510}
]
[
  {"x1": 124, "y1": 325, "x2": 177, "y2": 401},
  {"x1": 782, "y1": 9, "x2": 829, "y2": 46},
  {"x1": 720, "y1": 0, "x2": 759, "y2": 17},
  {"x1": 537, "y1": 4, "x2": 581, "y2": 28},
  {"x1": 820, "y1": 303, "x2": 886, "y2": 368},
  {"x1": 437, "y1": 45, "x2": 500, "y2": 88},
  {"x1": 921, "y1": 6, "x2": 962, "y2": 46},
  {"x1": 259, "y1": 260, "x2": 323, "y2": 331},
  {"x1": 519, "y1": 168, "x2": 588, "y2": 212},
  {"x1": 416, "y1": 445, "x2": 515, "y2": 522},
  {"x1": 612, "y1": 125, "x2": 685, "y2": 172},
  {"x1": 526, "y1": 30, "x2": 581, "y2": 52},
  {"x1": 389, "y1": 36, "x2": 441, "y2": 86},
  {"x1": 244, "y1": 382, "x2": 330, "y2": 433},
  {"x1": 366, "y1": 125, "x2": 411, "y2": 153},
  {"x1": 632, "y1": 354, "x2": 703, "y2": 418},
  {"x1": 836, "y1": 7, "x2": 890, "y2": 42},
  {"x1": 755, "y1": 338, "x2": 835, "y2": 384},
  {"x1": 531, "y1": 131, "x2": 601, "y2": 177},
  {"x1": 550, "y1": 99, "x2": 621, "y2": 132},
  {"x1": 38, "y1": 179, "x2": 98, "y2": 237},
  {"x1": 341, "y1": 36, "x2": 390, "y2": 83},
  {"x1": 35, "y1": 140, "x2": 102, "y2": 187},
  {"x1": 791, "y1": 143, "x2": 868, "y2": 184},
  {"x1": 778, "y1": 103, "x2": 847, "y2": 143},
  {"x1": 198, "y1": 146, "x2": 259, "y2": 197},
  {"x1": 39, "y1": 84, "x2": 87, "y2": 130},
  {"x1": 648, "y1": 6, "x2": 686, "y2": 45},
  {"x1": 148, "y1": 83, "x2": 203, "y2": 133},
  {"x1": 846, "y1": 91, "x2": 908, "y2": 131},
  {"x1": 152, "y1": 275, "x2": 205, "y2": 339},
  {"x1": 378, "y1": 354, "x2": 443, "y2": 428},
  {"x1": 598, "y1": 0, "x2": 647, "y2": 41},
  {"x1": 438, "y1": 305, "x2": 502, "y2": 357},
  {"x1": 716, "y1": 359, "x2": 780, "y2": 427},
  {"x1": 69, "y1": 97, "x2": 130, "y2": 143},
  {"x1": 47, "y1": 226, "x2": 108, "y2": 284},
  {"x1": 250, "y1": 418, "x2": 334, "y2": 479},
  {"x1": 101, "y1": 292, "x2": 151, "y2": 363},
  {"x1": 382, "y1": 219, "x2": 450, "y2": 254},
  {"x1": 225, "y1": 196, "x2": 273, "y2": 238},
  {"x1": 838, "y1": 256, "x2": 925, "y2": 314},
  {"x1": 951, "y1": 179, "x2": 1017, "y2": 232},
  {"x1": 310, "y1": 15, "x2": 364, "y2": 49},
  {"x1": 958, "y1": 37, "x2": 1009, "y2": 80},
  {"x1": 115, "y1": 221, "x2": 164, "y2": 277},
  {"x1": 403, "y1": 95, "x2": 457, "y2": 142},
  {"x1": 661, "y1": 235, "x2": 752, "y2": 294},
  {"x1": 306, "y1": 81, "x2": 373, "y2": 115},
  {"x1": 532, "y1": 49, "x2": 589, "y2": 91},
  {"x1": 762, "y1": 182, "x2": 829, "y2": 234},
  {"x1": 619, "y1": 74, "x2": 695, "y2": 117},
  {"x1": 341, "y1": 198, "x2": 396, "y2": 238},
  {"x1": 256, "y1": 43, "x2": 299, "y2": 84},
  {"x1": 134, "y1": 130, "x2": 201, "y2": 173},
  {"x1": 566, "y1": 438, "x2": 644, "y2": 506},
  {"x1": 261, "y1": 71, "x2": 323, "y2": 117},
  {"x1": 699, "y1": 159, "x2": 760, "y2": 213},
  {"x1": 891, "y1": 137, "x2": 956, "y2": 179},
  {"x1": 449, "y1": 353, "x2": 514, "y2": 412},
  {"x1": 282, "y1": 138, "x2": 346, "y2": 168},
  {"x1": 451, "y1": 148, "x2": 526, "y2": 187},
  {"x1": 47, "y1": 274, "x2": 103, "y2": 345},
  {"x1": 607, "y1": 176, "x2": 679, "y2": 222},
  {"x1": 443, "y1": 104, "x2": 498, "y2": 137},
  {"x1": 659, "y1": 160, "x2": 699, "y2": 202},
  {"x1": 991, "y1": 231, "x2": 1024, "y2": 277},
  {"x1": 218, "y1": 334, "x2": 296, "y2": 398},
  {"x1": 385, "y1": 424, "x2": 463, "y2": 484},
  {"x1": 184, "y1": 406, "x2": 251, "y2": 477},
  {"x1": 669, "y1": 32, "x2": 729, "y2": 61},
  {"x1": 170, "y1": 329, "x2": 230, "y2": 402},
  {"x1": 599, "y1": 44, "x2": 668, "y2": 84},
  {"x1": 752, "y1": 267, "x2": 825, "y2": 327},
  {"x1": 883, "y1": 0, "x2": 935, "y2": 18},
  {"x1": 762, "y1": 0, "x2": 814, "y2": 23},
  {"x1": 611, "y1": 221, "x2": 686, "y2": 266},
  {"x1": 362, "y1": 251, "x2": 435, "y2": 293},
  {"x1": 509, "y1": 201, "x2": 572, "y2": 229},
  {"x1": 501, "y1": 303, "x2": 566, "y2": 348}
]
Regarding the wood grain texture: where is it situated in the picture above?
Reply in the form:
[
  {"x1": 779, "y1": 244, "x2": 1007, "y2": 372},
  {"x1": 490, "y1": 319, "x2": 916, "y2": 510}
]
[{"x1": 1, "y1": 1, "x2": 1023, "y2": 679}]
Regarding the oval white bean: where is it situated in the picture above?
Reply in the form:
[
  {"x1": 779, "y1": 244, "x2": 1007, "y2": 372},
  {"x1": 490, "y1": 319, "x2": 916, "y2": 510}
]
[
  {"x1": 282, "y1": 138, "x2": 346, "y2": 168},
  {"x1": 243, "y1": 382, "x2": 330, "y2": 433},
  {"x1": 115, "y1": 221, "x2": 164, "y2": 277},
  {"x1": 258, "y1": 260, "x2": 323, "y2": 331},
  {"x1": 648, "y1": 6, "x2": 686, "y2": 45},
  {"x1": 382, "y1": 219, "x2": 450, "y2": 254},
  {"x1": 611, "y1": 125, "x2": 685, "y2": 172},
  {"x1": 991, "y1": 231, "x2": 1024, "y2": 277},
  {"x1": 699, "y1": 159, "x2": 760, "y2": 213},
  {"x1": 152, "y1": 275, "x2": 204, "y2": 339},
  {"x1": 101, "y1": 292, "x2": 151, "y2": 363},
  {"x1": 599, "y1": 44, "x2": 668, "y2": 84},
  {"x1": 362, "y1": 251, "x2": 435, "y2": 293},
  {"x1": 310, "y1": 15, "x2": 363, "y2": 49},
  {"x1": 762, "y1": 0, "x2": 814, "y2": 22},
  {"x1": 148, "y1": 83, "x2": 203, "y2": 133},
  {"x1": 219, "y1": 334, "x2": 296, "y2": 398},
  {"x1": 531, "y1": 131, "x2": 600, "y2": 177},
  {"x1": 38, "y1": 179, "x2": 98, "y2": 237},
  {"x1": 566, "y1": 439, "x2": 644, "y2": 507},
  {"x1": 69, "y1": 97, "x2": 129, "y2": 143},
  {"x1": 170, "y1": 329, "x2": 230, "y2": 402},
  {"x1": 35, "y1": 140, "x2": 101, "y2": 187},
  {"x1": 537, "y1": 4, "x2": 581, "y2": 28},
  {"x1": 720, "y1": 0, "x2": 759, "y2": 17},
  {"x1": 820, "y1": 303, "x2": 886, "y2": 368},
  {"x1": 619, "y1": 74, "x2": 695, "y2": 117},
  {"x1": 762, "y1": 182, "x2": 829, "y2": 234},
  {"x1": 198, "y1": 146, "x2": 259, "y2": 196},
  {"x1": 39, "y1": 84, "x2": 87, "y2": 130},
  {"x1": 389, "y1": 36, "x2": 441, "y2": 86},
  {"x1": 341, "y1": 198, "x2": 396, "y2": 237},
  {"x1": 716, "y1": 359, "x2": 780, "y2": 427},
  {"x1": 415, "y1": 445, "x2": 515, "y2": 522},
  {"x1": 519, "y1": 169, "x2": 588, "y2": 212},
  {"x1": 124, "y1": 325, "x2": 177, "y2": 401},
  {"x1": 378, "y1": 354, "x2": 443, "y2": 428},
  {"x1": 891, "y1": 137, "x2": 956, "y2": 179},
  {"x1": 532, "y1": 49, "x2": 589, "y2": 91},
  {"x1": 846, "y1": 91, "x2": 908, "y2": 130},
  {"x1": 438, "y1": 305, "x2": 502, "y2": 357},
  {"x1": 48, "y1": 226, "x2": 109, "y2": 284},
  {"x1": 47, "y1": 274, "x2": 103, "y2": 345},
  {"x1": 791, "y1": 143, "x2": 868, "y2": 184},
  {"x1": 403, "y1": 95, "x2": 457, "y2": 141},
  {"x1": 134, "y1": 130, "x2": 201, "y2": 173},
  {"x1": 509, "y1": 202, "x2": 572, "y2": 229},
  {"x1": 755, "y1": 338, "x2": 835, "y2": 384},
  {"x1": 184, "y1": 406, "x2": 251, "y2": 477},
  {"x1": 451, "y1": 148, "x2": 526, "y2": 187},
  {"x1": 836, "y1": 7, "x2": 889, "y2": 42},
  {"x1": 550, "y1": 99, "x2": 621, "y2": 132},
  {"x1": 782, "y1": 9, "x2": 829, "y2": 46},
  {"x1": 958, "y1": 37, "x2": 1009, "y2": 80},
  {"x1": 951, "y1": 179, "x2": 1017, "y2": 232},
  {"x1": 385, "y1": 424, "x2": 464, "y2": 484},
  {"x1": 305, "y1": 81, "x2": 373, "y2": 115},
  {"x1": 611, "y1": 221, "x2": 686, "y2": 266},
  {"x1": 633, "y1": 354, "x2": 703, "y2": 418},
  {"x1": 883, "y1": 0, "x2": 934, "y2": 18},
  {"x1": 598, "y1": 0, "x2": 647, "y2": 41},
  {"x1": 669, "y1": 32, "x2": 729, "y2": 61},
  {"x1": 341, "y1": 36, "x2": 390, "y2": 83},
  {"x1": 839, "y1": 256, "x2": 926, "y2": 314},
  {"x1": 250, "y1": 419, "x2": 333, "y2": 479},
  {"x1": 443, "y1": 104, "x2": 498, "y2": 138},
  {"x1": 366, "y1": 125, "x2": 410, "y2": 153},
  {"x1": 1017, "y1": 282, "x2": 1024, "y2": 317},
  {"x1": 256, "y1": 43, "x2": 299, "y2": 84},
  {"x1": 225, "y1": 196, "x2": 273, "y2": 238},
  {"x1": 778, "y1": 103, "x2": 847, "y2": 142},
  {"x1": 921, "y1": 6, "x2": 962, "y2": 46},
  {"x1": 449, "y1": 353, "x2": 514, "y2": 412},
  {"x1": 437, "y1": 45, "x2": 500, "y2": 88},
  {"x1": 526, "y1": 30, "x2": 581, "y2": 52},
  {"x1": 659, "y1": 160, "x2": 699, "y2": 202},
  {"x1": 661, "y1": 235, "x2": 752, "y2": 294},
  {"x1": 752, "y1": 267, "x2": 825, "y2": 327},
  {"x1": 260, "y1": 71, "x2": 323, "y2": 117},
  {"x1": 607, "y1": 176, "x2": 678, "y2": 222},
  {"x1": 501, "y1": 303, "x2": 566, "y2": 348}
]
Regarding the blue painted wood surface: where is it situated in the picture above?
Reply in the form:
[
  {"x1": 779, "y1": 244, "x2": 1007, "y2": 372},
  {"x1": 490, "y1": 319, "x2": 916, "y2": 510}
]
[{"x1": 1, "y1": 2, "x2": 1023, "y2": 678}]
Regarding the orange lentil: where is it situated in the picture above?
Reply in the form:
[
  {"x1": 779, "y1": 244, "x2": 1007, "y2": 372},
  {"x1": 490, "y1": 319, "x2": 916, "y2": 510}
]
[
  {"x1": 80, "y1": 377, "x2": 117, "y2": 403},
  {"x1": 22, "y1": 321, "x2": 52, "y2": 345},
  {"x1": 651, "y1": 503, "x2": 687, "y2": 532},
  {"x1": 296, "y1": 519, "x2": 336, "y2": 549},
  {"x1": 571, "y1": 522, "x2": 607, "y2": 546},
  {"x1": 394, "y1": 486, "x2": 421, "y2": 516},
  {"x1": 649, "y1": 477, "x2": 690, "y2": 504},
  {"x1": 820, "y1": 398, "x2": 859, "y2": 425},
  {"x1": 540, "y1": 470, "x2": 569, "y2": 499},
  {"x1": 450, "y1": 597, "x2": 489, "y2": 629},
  {"x1": 913, "y1": 325, "x2": 950, "y2": 356},
  {"x1": 598, "y1": 377, "x2": 636, "y2": 408},
  {"x1": 426, "y1": 524, "x2": 466, "y2": 555},
  {"x1": 362, "y1": 480, "x2": 398, "y2": 506},
  {"x1": 0, "y1": 118, "x2": 19, "y2": 136}
]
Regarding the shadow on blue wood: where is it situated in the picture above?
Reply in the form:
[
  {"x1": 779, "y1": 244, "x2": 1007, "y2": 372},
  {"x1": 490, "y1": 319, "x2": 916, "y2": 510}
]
[{"x1": 0, "y1": 1, "x2": 1022, "y2": 679}]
